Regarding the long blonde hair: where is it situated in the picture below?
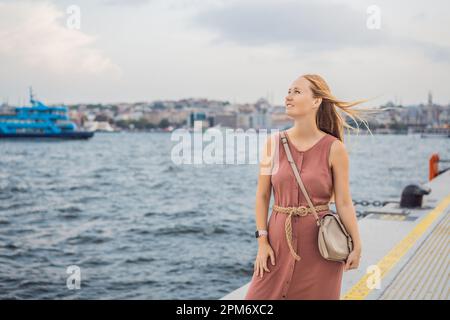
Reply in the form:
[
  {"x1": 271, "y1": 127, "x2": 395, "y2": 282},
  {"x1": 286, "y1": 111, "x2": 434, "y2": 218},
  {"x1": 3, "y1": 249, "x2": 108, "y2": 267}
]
[{"x1": 302, "y1": 74, "x2": 377, "y2": 142}]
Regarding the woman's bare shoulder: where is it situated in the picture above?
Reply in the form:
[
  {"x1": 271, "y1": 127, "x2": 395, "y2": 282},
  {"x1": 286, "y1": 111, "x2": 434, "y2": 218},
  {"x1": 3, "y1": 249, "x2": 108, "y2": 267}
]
[{"x1": 329, "y1": 138, "x2": 348, "y2": 167}]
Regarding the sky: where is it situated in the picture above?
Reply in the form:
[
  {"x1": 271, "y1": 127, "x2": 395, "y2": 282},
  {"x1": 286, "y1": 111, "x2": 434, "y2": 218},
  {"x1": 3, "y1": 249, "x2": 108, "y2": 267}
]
[{"x1": 0, "y1": 0, "x2": 449, "y2": 106}]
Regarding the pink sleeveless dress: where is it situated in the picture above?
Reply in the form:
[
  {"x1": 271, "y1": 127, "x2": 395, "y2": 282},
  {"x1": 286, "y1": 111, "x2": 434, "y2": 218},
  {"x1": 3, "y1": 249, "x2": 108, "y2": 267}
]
[{"x1": 244, "y1": 131, "x2": 344, "y2": 300}]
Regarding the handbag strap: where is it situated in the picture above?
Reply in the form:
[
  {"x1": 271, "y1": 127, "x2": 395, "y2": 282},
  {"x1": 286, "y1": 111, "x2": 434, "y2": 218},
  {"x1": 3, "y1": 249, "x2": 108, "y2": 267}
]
[{"x1": 280, "y1": 130, "x2": 321, "y2": 226}]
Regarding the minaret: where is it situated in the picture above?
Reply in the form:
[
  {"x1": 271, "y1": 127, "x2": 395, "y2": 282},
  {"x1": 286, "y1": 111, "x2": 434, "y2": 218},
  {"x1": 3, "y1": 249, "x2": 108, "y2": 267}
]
[
  {"x1": 29, "y1": 86, "x2": 36, "y2": 105},
  {"x1": 426, "y1": 91, "x2": 439, "y2": 126}
]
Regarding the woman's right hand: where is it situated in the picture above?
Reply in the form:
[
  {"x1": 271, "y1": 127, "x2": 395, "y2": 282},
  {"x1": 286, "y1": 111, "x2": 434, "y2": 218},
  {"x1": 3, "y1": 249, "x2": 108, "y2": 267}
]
[{"x1": 254, "y1": 242, "x2": 276, "y2": 278}]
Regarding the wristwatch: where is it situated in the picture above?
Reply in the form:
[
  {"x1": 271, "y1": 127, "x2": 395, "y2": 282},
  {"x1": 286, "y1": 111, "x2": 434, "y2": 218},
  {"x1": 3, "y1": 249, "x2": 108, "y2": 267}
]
[{"x1": 255, "y1": 230, "x2": 268, "y2": 238}]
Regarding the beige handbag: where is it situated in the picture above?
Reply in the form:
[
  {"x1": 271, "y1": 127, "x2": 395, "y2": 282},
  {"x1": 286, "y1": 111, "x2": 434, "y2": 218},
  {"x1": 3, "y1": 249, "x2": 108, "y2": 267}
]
[{"x1": 280, "y1": 131, "x2": 353, "y2": 262}]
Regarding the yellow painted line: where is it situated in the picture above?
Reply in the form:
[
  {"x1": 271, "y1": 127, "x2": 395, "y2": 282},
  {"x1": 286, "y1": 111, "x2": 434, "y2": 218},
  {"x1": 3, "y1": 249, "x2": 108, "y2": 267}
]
[{"x1": 342, "y1": 194, "x2": 450, "y2": 300}]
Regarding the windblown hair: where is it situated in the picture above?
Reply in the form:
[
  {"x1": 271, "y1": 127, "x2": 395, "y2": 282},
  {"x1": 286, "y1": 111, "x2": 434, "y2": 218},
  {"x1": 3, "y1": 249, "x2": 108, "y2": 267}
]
[
  {"x1": 302, "y1": 74, "x2": 378, "y2": 142},
  {"x1": 301, "y1": 74, "x2": 382, "y2": 203}
]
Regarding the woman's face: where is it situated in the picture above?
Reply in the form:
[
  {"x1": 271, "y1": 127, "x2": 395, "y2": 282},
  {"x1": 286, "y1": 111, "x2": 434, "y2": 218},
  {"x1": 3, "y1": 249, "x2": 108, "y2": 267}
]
[{"x1": 285, "y1": 77, "x2": 320, "y2": 118}]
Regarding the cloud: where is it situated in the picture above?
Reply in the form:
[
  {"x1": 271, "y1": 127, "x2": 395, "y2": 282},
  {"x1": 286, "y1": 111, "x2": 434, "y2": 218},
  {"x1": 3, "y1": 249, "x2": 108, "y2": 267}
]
[
  {"x1": 397, "y1": 38, "x2": 450, "y2": 64},
  {"x1": 0, "y1": 1, "x2": 121, "y2": 76},
  {"x1": 193, "y1": 1, "x2": 388, "y2": 48},
  {"x1": 191, "y1": 0, "x2": 450, "y2": 62}
]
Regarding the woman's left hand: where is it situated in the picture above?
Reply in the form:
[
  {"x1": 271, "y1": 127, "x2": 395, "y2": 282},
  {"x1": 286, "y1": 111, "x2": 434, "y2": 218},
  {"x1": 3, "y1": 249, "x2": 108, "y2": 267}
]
[{"x1": 344, "y1": 249, "x2": 361, "y2": 271}]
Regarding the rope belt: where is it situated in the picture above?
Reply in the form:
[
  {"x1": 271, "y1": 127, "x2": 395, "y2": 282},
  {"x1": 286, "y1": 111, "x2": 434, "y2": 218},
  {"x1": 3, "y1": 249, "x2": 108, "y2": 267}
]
[{"x1": 272, "y1": 204, "x2": 330, "y2": 261}]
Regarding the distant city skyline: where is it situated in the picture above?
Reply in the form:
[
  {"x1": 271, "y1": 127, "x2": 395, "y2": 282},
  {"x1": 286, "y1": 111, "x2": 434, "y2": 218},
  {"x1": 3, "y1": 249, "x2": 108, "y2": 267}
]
[
  {"x1": 1, "y1": 0, "x2": 449, "y2": 106},
  {"x1": 5, "y1": 87, "x2": 445, "y2": 109}
]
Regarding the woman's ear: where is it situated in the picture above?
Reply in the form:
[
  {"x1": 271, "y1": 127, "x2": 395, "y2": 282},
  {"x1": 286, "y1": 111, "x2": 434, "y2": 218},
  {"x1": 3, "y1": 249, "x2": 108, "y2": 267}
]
[{"x1": 314, "y1": 97, "x2": 322, "y2": 108}]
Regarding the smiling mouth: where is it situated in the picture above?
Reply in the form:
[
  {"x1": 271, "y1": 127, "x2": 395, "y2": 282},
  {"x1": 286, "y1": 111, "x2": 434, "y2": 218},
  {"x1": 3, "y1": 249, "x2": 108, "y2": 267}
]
[{"x1": 286, "y1": 104, "x2": 294, "y2": 108}]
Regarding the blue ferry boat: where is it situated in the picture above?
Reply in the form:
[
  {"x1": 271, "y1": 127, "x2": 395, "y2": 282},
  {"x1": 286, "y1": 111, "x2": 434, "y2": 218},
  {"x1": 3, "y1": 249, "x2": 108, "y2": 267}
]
[{"x1": 0, "y1": 88, "x2": 94, "y2": 140}]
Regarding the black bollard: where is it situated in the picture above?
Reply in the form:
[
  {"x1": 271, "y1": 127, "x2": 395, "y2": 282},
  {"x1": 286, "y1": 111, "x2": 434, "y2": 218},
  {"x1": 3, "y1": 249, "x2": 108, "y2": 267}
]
[{"x1": 400, "y1": 184, "x2": 431, "y2": 208}]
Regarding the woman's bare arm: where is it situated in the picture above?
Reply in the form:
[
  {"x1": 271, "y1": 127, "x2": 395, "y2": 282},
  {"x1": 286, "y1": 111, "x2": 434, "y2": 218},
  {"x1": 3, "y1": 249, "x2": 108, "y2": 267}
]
[
  {"x1": 254, "y1": 134, "x2": 276, "y2": 246},
  {"x1": 330, "y1": 140, "x2": 362, "y2": 253}
]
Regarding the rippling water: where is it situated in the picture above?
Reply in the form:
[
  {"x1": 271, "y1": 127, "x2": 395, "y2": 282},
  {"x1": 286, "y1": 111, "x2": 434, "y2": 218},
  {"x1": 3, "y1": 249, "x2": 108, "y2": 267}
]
[{"x1": 0, "y1": 132, "x2": 448, "y2": 299}]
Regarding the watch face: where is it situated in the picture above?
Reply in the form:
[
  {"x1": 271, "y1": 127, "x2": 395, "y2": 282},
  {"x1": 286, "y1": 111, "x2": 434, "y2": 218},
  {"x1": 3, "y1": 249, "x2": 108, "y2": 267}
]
[{"x1": 255, "y1": 231, "x2": 258, "y2": 238}]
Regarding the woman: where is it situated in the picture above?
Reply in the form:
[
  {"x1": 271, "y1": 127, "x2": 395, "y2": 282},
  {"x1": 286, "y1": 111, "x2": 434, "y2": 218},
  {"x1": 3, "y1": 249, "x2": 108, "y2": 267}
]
[{"x1": 244, "y1": 74, "x2": 366, "y2": 300}]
